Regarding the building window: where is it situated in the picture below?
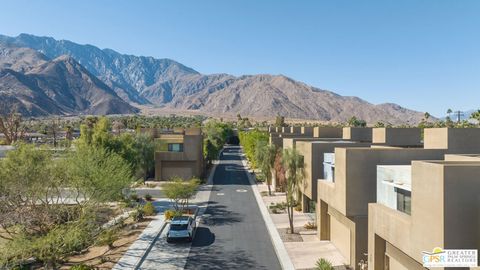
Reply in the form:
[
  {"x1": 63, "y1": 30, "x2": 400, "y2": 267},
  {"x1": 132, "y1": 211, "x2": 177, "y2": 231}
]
[
  {"x1": 168, "y1": 143, "x2": 184, "y2": 152},
  {"x1": 323, "y1": 163, "x2": 335, "y2": 182},
  {"x1": 395, "y1": 188, "x2": 411, "y2": 215}
]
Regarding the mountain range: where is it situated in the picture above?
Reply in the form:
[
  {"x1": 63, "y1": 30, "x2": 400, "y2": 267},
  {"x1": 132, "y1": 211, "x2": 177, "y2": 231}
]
[{"x1": 0, "y1": 33, "x2": 426, "y2": 124}]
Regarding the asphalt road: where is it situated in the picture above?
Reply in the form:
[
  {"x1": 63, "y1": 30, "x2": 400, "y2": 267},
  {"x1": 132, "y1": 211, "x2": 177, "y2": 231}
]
[{"x1": 184, "y1": 146, "x2": 282, "y2": 270}]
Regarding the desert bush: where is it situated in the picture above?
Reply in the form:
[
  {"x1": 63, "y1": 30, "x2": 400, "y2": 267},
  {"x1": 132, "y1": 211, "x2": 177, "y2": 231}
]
[
  {"x1": 304, "y1": 221, "x2": 317, "y2": 230},
  {"x1": 255, "y1": 172, "x2": 266, "y2": 182},
  {"x1": 164, "y1": 177, "x2": 200, "y2": 211},
  {"x1": 143, "y1": 202, "x2": 157, "y2": 216},
  {"x1": 0, "y1": 219, "x2": 95, "y2": 269},
  {"x1": 96, "y1": 228, "x2": 119, "y2": 248},
  {"x1": 164, "y1": 209, "x2": 182, "y2": 220},
  {"x1": 129, "y1": 194, "x2": 139, "y2": 202},
  {"x1": 70, "y1": 263, "x2": 95, "y2": 270},
  {"x1": 130, "y1": 208, "x2": 144, "y2": 222},
  {"x1": 315, "y1": 258, "x2": 333, "y2": 270},
  {"x1": 144, "y1": 194, "x2": 153, "y2": 201}
]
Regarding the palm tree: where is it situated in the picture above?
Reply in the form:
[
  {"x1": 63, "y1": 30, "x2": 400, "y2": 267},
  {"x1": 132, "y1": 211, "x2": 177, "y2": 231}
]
[
  {"x1": 255, "y1": 142, "x2": 277, "y2": 196},
  {"x1": 282, "y1": 148, "x2": 305, "y2": 234}
]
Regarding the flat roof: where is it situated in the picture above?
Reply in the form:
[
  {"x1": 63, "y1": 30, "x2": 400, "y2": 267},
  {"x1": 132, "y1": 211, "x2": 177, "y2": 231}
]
[{"x1": 310, "y1": 140, "x2": 360, "y2": 144}]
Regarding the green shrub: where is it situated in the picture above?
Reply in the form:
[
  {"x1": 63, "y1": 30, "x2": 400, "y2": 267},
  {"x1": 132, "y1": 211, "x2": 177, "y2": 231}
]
[
  {"x1": 304, "y1": 221, "x2": 317, "y2": 230},
  {"x1": 255, "y1": 172, "x2": 266, "y2": 182},
  {"x1": 129, "y1": 194, "x2": 139, "y2": 202},
  {"x1": 315, "y1": 258, "x2": 333, "y2": 270},
  {"x1": 96, "y1": 228, "x2": 119, "y2": 248},
  {"x1": 70, "y1": 263, "x2": 95, "y2": 270},
  {"x1": 164, "y1": 209, "x2": 182, "y2": 220},
  {"x1": 143, "y1": 202, "x2": 157, "y2": 216},
  {"x1": 130, "y1": 208, "x2": 144, "y2": 222},
  {"x1": 11, "y1": 266, "x2": 29, "y2": 270},
  {"x1": 144, "y1": 194, "x2": 152, "y2": 201}
]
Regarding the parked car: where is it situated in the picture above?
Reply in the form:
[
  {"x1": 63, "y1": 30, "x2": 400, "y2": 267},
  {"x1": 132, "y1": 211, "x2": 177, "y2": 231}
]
[{"x1": 166, "y1": 216, "x2": 196, "y2": 243}]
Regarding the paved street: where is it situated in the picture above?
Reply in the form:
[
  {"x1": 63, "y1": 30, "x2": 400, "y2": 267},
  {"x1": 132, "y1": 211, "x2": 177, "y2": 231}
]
[{"x1": 184, "y1": 146, "x2": 281, "y2": 270}]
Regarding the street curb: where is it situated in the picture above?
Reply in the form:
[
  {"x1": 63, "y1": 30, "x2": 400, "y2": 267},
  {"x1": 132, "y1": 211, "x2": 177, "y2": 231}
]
[{"x1": 239, "y1": 147, "x2": 296, "y2": 270}]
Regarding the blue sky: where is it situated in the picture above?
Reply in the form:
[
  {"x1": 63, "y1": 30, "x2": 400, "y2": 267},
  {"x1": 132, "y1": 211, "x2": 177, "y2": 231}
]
[{"x1": 0, "y1": 0, "x2": 479, "y2": 116}]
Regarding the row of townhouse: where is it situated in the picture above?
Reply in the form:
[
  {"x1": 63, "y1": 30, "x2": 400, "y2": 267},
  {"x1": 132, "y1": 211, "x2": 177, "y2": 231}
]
[{"x1": 269, "y1": 126, "x2": 480, "y2": 270}]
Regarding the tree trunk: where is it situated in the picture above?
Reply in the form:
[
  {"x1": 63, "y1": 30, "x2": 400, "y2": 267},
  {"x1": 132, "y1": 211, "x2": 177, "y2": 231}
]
[
  {"x1": 286, "y1": 193, "x2": 294, "y2": 234},
  {"x1": 267, "y1": 169, "x2": 272, "y2": 196}
]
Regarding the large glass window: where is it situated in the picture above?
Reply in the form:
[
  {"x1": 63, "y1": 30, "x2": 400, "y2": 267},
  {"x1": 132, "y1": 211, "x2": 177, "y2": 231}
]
[
  {"x1": 395, "y1": 188, "x2": 411, "y2": 215},
  {"x1": 168, "y1": 143, "x2": 184, "y2": 152}
]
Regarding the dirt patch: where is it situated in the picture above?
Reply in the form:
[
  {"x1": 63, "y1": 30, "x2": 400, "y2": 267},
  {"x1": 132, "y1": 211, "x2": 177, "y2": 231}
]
[
  {"x1": 279, "y1": 227, "x2": 308, "y2": 242},
  {"x1": 59, "y1": 217, "x2": 153, "y2": 269}
]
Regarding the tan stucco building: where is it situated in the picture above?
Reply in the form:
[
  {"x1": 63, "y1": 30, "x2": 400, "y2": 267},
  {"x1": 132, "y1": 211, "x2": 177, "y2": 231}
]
[
  {"x1": 317, "y1": 147, "x2": 446, "y2": 267},
  {"x1": 150, "y1": 128, "x2": 204, "y2": 181},
  {"x1": 316, "y1": 128, "x2": 480, "y2": 269},
  {"x1": 368, "y1": 158, "x2": 480, "y2": 270}
]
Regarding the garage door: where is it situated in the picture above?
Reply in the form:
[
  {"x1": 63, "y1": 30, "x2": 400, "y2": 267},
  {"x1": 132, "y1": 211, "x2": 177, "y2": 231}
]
[{"x1": 162, "y1": 161, "x2": 195, "y2": 180}]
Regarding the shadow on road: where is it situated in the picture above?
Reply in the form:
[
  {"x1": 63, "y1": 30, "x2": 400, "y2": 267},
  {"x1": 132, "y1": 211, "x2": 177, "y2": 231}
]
[
  {"x1": 192, "y1": 227, "x2": 215, "y2": 247},
  {"x1": 185, "y1": 248, "x2": 269, "y2": 270},
  {"x1": 201, "y1": 204, "x2": 243, "y2": 226}
]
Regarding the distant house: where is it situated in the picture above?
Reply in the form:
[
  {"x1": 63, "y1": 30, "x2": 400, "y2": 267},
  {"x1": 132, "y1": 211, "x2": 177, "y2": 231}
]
[{"x1": 144, "y1": 128, "x2": 204, "y2": 181}]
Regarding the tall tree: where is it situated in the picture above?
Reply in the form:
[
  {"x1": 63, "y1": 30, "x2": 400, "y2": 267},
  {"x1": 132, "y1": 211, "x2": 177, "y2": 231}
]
[
  {"x1": 347, "y1": 116, "x2": 367, "y2": 127},
  {"x1": 282, "y1": 148, "x2": 305, "y2": 234},
  {"x1": 48, "y1": 118, "x2": 60, "y2": 147},
  {"x1": 255, "y1": 141, "x2": 277, "y2": 196},
  {"x1": 275, "y1": 115, "x2": 285, "y2": 127},
  {"x1": 0, "y1": 104, "x2": 25, "y2": 145},
  {"x1": 135, "y1": 133, "x2": 155, "y2": 181},
  {"x1": 65, "y1": 125, "x2": 74, "y2": 147}
]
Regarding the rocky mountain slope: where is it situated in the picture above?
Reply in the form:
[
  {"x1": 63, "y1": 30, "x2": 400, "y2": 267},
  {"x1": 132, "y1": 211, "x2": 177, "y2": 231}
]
[
  {"x1": 0, "y1": 33, "x2": 426, "y2": 124},
  {"x1": 0, "y1": 44, "x2": 138, "y2": 116}
]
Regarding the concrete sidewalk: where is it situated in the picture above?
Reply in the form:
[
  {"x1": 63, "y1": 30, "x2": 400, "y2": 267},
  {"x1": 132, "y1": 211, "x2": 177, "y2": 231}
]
[{"x1": 257, "y1": 183, "x2": 348, "y2": 270}]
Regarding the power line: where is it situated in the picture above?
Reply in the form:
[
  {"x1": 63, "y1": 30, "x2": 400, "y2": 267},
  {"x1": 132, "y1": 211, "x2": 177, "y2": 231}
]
[{"x1": 453, "y1": 111, "x2": 464, "y2": 123}]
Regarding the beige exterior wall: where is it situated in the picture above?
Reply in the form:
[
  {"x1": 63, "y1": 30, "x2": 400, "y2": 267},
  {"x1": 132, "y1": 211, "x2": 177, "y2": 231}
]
[
  {"x1": 318, "y1": 147, "x2": 446, "y2": 269},
  {"x1": 372, "y1": 128, "x2": 422, "y2": 146},
  {"x1": 444, "y1": 154, "x2": 480, "y2": 161},
  {"x1": 270, "y1": 133, "x2": 316, "y2": 148},
  {"x1": 296, "y1": 141, "x2": 370, "y2": 202},
  {"x1": 369, "y1": 161, "x2": 480, "y2": 270},
  {"x1": 331, "y1": 214, "x2": 352, "y2": 265},
  {"x1": 424, "y1": 128, "x2": 480, "y2": 153},
  {"x1": 343, "y1": 127, "x2": 372, "y2": 142},
  {"x1": 154, "y1": 130, "x2": 204, "y2": 181}
]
